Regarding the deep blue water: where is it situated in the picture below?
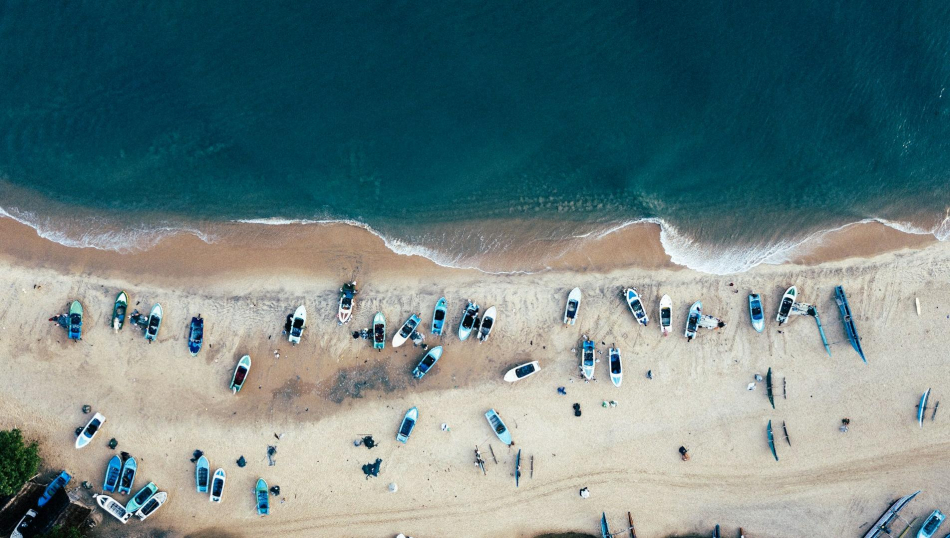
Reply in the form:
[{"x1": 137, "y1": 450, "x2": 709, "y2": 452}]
[{"x1": 1, "y1": 1, "x2": 949, "y2": 271}]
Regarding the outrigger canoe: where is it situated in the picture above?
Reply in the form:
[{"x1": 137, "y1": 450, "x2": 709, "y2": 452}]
[
  {"x1": 117, "y1": 456, "x2": 137, "y2": 495},
  {"x1": 396, "y1": 407, "x2": 418, "y2": 443},
  {"x1": 564, "y1": 287, "x2": 581, "y2": 325},
  {"x1": 776, "y1": 286, "x2": 796, "y2": 324},
  {"x1": 103, "y1": 455, "x2": 121, "y2": 493},
  {"x1": 861, "y1": 490, "x2": 920, "y2": 538},
  {"x1": 256, "y1": 478, "x2": 269, "y2": 516},
  {"x1": 580, "y1": 340, "x2": 595, "y2": 380},
  {"x1": 485, "y1": 409, "x2": 512, "y2": 446},
  {"x1": 412, "y1": 346, "x2": 443, "y2": 379},
  {"x1": 477, "y1": 306, "x2": 496, "y2": 342},
  {"x1": 144, "y1": 303, "x2": 162, "y2": 342},
  {"x1": 659, "y1": 294, "x2": 672, "y2": 336},
  {"x1": 624, "y1": 287, "x2": 649, "y2": 326},
  {"x1": 195, "y1": 456, "x2": 210, "y2": 493},
  {"x1": 76, "y1": 412, "x2": 105, "y2": 449},
  {"x1": 749, "y1": 293, "x2": 765, "y2": 333},
  {"x1": 608, "y1": 348, "x2": 622, "y2": 387},
  {"x1": 685, "y1": 301, "x2": 702, "y2": 341},
  {"x1": 68, "y1": 300, "x2": 83, "y2": 340},
  {"x1": 918, "y1": 388, "x2": 931, "y2": 428},
  {"x1": 834, "y1": 286, "x2": 866, "y2": 363},
  {"x1": 431, "y1": 297, "x2": 447, "y2": 336},
  {"x1": 504, "y1": 361, "x2": 540, "y2": 382},
  {"x1": 393, "y1": 314, "x2": 420, "y2": 348},
  {"x1": 112, "y1": 292, "x2": 128, "y2": 331},
  {"x1": 459, "y1": 303, "x2": 479, "y2": 341},
  {"x1": 230, "y1": 355, "x2": 251, "y2": 394},
  {"x1": 288, "y1": 305, "x2": 306, "y2": 345},
  {"x1": 373, "y1": 312, "x2": 386, "y2": 350},
  {"x1": 188, "y1": 315, "x2": 204, "y2": 355},
  {"x1": 210, "y1": 469, "x2": 226, "y2": 503},
  {"x1": 767, "y1": 420, "x2": 778, "y2": 461}
]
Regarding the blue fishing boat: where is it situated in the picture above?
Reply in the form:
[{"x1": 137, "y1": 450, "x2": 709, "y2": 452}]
[
  {"x1": 38, "y1": 471, "x2": 71, "y2": 507},
  {"x1": 918, "y1": 510, "x2": 945, "y2": 538},
  {"x1": 117, "y1": 456, "x2": 137, "y2": 495},
  {"x1": 396, "y1": 407, "x2": 418, "y2": 443},
  {"x1": 748, "y1": 293, "x2": 765, "y2": 333},
  {"x1": 485, "y1": 409, "x2": 512, "y2": 446},
  {"x1": 256, "y1": 478, "x2": 270, "y2": 516},
  {"x1": 834, "y1": 286, "x2": 866, "y2": 363},
  {"x1": 103, "y1": 456, "x2": 121, "y2": 493},
  {"x1": 188, "y1": 315, "x2": 203, "y2": 355},
  {"x1": 195, "y1": 456, "x2": 210, "y2": 493},
  {"x1": 431, "y1": 297, "x2": 447, "y2": 336},
  {"x1": 67, "y1": 301, "x2": 83, "y2": 340},
  {"x1": 412, "y1": 346, "x2": 443, "y2": 379}
]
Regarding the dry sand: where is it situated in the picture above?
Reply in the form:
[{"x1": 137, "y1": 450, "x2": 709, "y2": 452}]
[{"x1": 1, "y1": 217, "x2": 949, "y2": 538}]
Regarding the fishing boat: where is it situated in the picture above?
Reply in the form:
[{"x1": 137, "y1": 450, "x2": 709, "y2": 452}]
[
  {"x1": 135, "y1": 491, "x2": 167, "y2": 521},
  {"x1": 373, "y1": 312, "x2": 386, "y2": 350},
  {"x1": 918, "y1": 510, "x2": 945, "y2": 538},
  {"x1": 767, "y1": 368, "x2": 774, "y2": 409},
  {"x1": 564, "y1": 287, "x2": 581, "y2": 325},
  {"x1": 76, "y1": 412, "x2": 105, "y2": 449},
  {"x1": 580, "y1": 340, "x2": 595, "y2": 380},
  {"x1": 210, "y1": 469, "x2": 226, "y2": 503},
  {"x1": 918, "y1": 388, "x2": 931, "y2": 428},
  {"x1": 504, "y1": 361, "x2": 540, "y2": 382},
  {"x1": 188, "y1": 315, "x2": 204, "y2": 355},
  {"x1": 431, "y1": 297, "x2": 447, "y2": 336},
  {"x1": 684, "y1": 301, "x2": 702, "y2": 341},
  {"x1": 95, "y1": 495, "x2": 131, "y2": 524},
  {"x1": 412, "y1": 346, "x2": 443, "y2": 379},
  {"x1": 103, "y1": 456, "x2": 121, "y2": 493},
  {"x1": 195, "y1": 456, "x2": 210, "y2": 493},
  {"x1": 68, "y1": 300, "x2": 83, "y2": 340},
  {"x1": 659, "y1": 294, "x2": 672, "y2": 336},
  {"x1": 748, "y1": 293, "x2": 765, "y2": 333},
  {"x1": 767, "y1": 420, "x2": 778, "y2": 461},
  {"x1": 393, "y1": 313, "x2": 421, "y2": 348},
  {"x1": 117, "y1": 456, "x2": 137, "y2": 495},
  {"x1": 608, "y1": 348, "x2": 622, "y2": 387},
  {"x1": 776, "y1": 286, "x2": 796, "y2": 324},
  {"x1": 396, "y1": 407, "x2": 418, "y2": 443},
  {"x1": 338, "y1": 282, "x2": 356, "y2": 325},
  {"x1": 230, "y1": 355, "x2": 251, "y2": 394},
  {"x1": 624, "y1": 287, "x2": 649, "y2": 326},
  {"x1": 112, "y1": 291, "x2": 128, "y2": 331},
  {"x1": 11, "y1": 509, "x2": 37, "y2": 538},
  {"x1": 485, "y1": 409, "x2": 512, "y2": 446},
  {"x1": 38, "y1": 471, "x2": 71, "y2": 507},
  {"x1": 861, "y1": 490, "x2": 920, "y2": 538},
  {"x1": 126, "y1": 482, "x2": 157, "y2": 513},
  {"x1": 256, "y1": 478, "x2": 270, "y2": 516},
  {"x1": 145, "y1": 303, "x2": 162, "y2": 342},
  {"x1": 288, "y1": 305, "x2": 306, "y2": 344},
  {"x1": 834, "y1": 286, "x2": 866, "y2": 363},
  {"x1": 459, "y1": 303, "x2": 479, "y2": 341},
  {"x1": 478, "y1": 306, "x2": 496, "y2": 342}
]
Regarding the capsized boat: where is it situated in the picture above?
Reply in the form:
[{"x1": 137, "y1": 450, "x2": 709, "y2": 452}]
[
  {"x1": 103, "y1": 456, "x2": 121, "y2": 493},
  {"x1": 459, "y1": 302, "x2": 479, "y2": 341},
  {"x1": 748, "y1": 293, "x2": 765, "y2": 333},
  {"x1": 188, "y1": 315, "x2": 204, "y2": 356},
  {"x1": 396, "y1": 407, "x2": 418, "y2": 443},
  {"x1": 76, "y1": 412, "x2": 105, "y2": 449},
  {"x1": 477, "y1": 306, "x2": 496, "y2": 342},
  {"x1": 68, "y1": 300, "x2": 83, "y2": 340},
  {"x1": 117, "y1": 456, "x2": 137, "y2": 495},
  {"x1": 338, "y1": 282, "x2": 356, "y2": 325},
  {"x1": 412, "y1": 346, "x2": 443, "y2": 379},
  {"x1": 288, "y1": 305, "x2": 306, "y2": 345},
  {"x1": 39, "y1": 470, "x2": 71, "y2": 507},
  {"x1": 608, "y1": 348, "x2": 622, "y2": 387},
  {"x1": 563, "y1": 287, "x2": 581, "y2": 325},
  {"x1": 373, "y1": 311, "x2": 386, "y2": 350},
  {"x1": 135, "y1": 491, "x2": 167, "y2": 521},
  {"x1": 685, "y1": 301, "x2": 702, "y2": 341},
  {"x1": 126, "y1": 482, "x2": 157, "y2": 513},
  {"x1": 834, "y1": 286, "x2": 866, "y2": 363},
  {"x1": 580, "y1": 340, "x2": 595, "y2": 380},
  {"x1": 504, "y1": 361, "x2": 540, "y2": 382},
  {"x1": 659, "y1": 294, "x2": 672, "y2": 336},
  {"x1": 393, "y1": 313, "x2": 421, "y2": 348},
  {"x1": 431, "y1": 297, "x2": 447, "y2": 336},
  {"x1": 210, "y1": 469, "x2": 226, "y2": 503},
  {"x1": 256, "y1": 478, "x2": 269, "y2": 516},
  {"x1": 145, "y1": 303, "x2": 162, "y2": 342},
  {"x1": 95, "y1": 494, "x2": 131, "y2": 524},
  {"x1": 776, "y1": 286, "x2": 796, "y2": 324},
  {"x1": 112, "y1": 291, "x2": 128, "y2": 331},
  {"x1": 230, "y1": 355, "x2": 251, "y2": 394},
  {"x1": 861, "y1": 490, "x2": 920, "y2": 538},
  {"x1": 195, "y1": 456, "x2": 210, "y2": 493},
  {"x1": 624, "y1": 287, "x2": 649, "y2": 326},
  {"x1": 485, "y1": 408, "x2": 512, "y2": 446}
]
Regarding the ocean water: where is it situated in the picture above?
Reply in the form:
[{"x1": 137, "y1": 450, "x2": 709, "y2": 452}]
[{"x1": 1, "y1": 1, "x2": 950, "y2": 273}]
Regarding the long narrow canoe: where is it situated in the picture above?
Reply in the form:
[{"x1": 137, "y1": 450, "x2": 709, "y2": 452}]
[
  {"x1": 601, "y1": 512, "x2": 610, "y2": 538},
  {"x1": 515, "y1": 449, "x2": 521, "y2": 488},
  {"x1": 918, "y1": 388, "x2": 931, "y2": 428},
  {"x1": 861, "y1": 490, "x2": 920, "y2": 538},
  {"x1": 834, "y1": 286, "x2": 866, "y2": 363},
  {"x1": 766, "y1": 368, "x2": 774, "y2": 409},
  {"x1": 767, "y1": 420, "x2": 778, "y2": 461}
]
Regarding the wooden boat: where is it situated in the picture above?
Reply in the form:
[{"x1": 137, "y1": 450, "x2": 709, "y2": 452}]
[
  {"x1": 624, "y1": 287, "x2": 649, "y2": 326},
  {"x1": 76, "y1": 412, "x2": 105, "y2": 449},
  {"x1": 230, "y1": 355, "x2": 251, "y2": 394},
  {"x1": 412, "y1": 346, "x2": 443, "y2": 379},
  {"x1": 861, "y1": 490, "x2": 920, "y2": 538},
  {"x1": 515, "y1": 448, "x2": 522, "y2": 487},
  {"x1": 195, "y1": 456, "x2": 210, "y2": 493},
  {"x1": 834, "y1": 286, "x2": 866, "y2": 363},
  {"x1": 95, "y1": 494, "x2": 131, "y2": 524},
  {"x1": 103, "y1": 456, "x2": 121, "y2": 493},
  {"x1": 288, "y1": 305, "x2": 306, "y2": 344},
  {"x1": 256, "y1": 478, "x2": 269, "y2": 516},
  {"x1": 144, "y1": 303, "x2": 162, "y2": 342},
  {"x1": 776, "y1": 286, "x2": 796, "y2": 324},
  {"x1": 396, "y1": 407, "x2": 418, "y2": 443},
  {"x1": 918, "y1": 510, "x2": 945, "y2": 538},
  {"x1": 210, "y1": 468, "x2": 226, "y2": 503},
  {"x1": 748, "y1": 293, "x2": 765, "y2": 333},
  {"x1": 38, "y1": 471, "x2": 71, "y2": 507},
  {"x1": 766, "y1": 368, "x2": 774, "y2": 409},
  {"x1": 117, "y1": 456, "x2": 137, "y2": 495},
  {"x1": 485, "y1": 409, "x2": 512, "y2": 446},
  {"x1": 504, "y1": 361, "x2": 540, "y2": 382},
  {"x1": 608, "y1": 348, "x2": 622, "y2": 387},
  {"x1": 373, "y1": 312, "x2": 386, "y2": 350},
  {"x1": 338, "y1": 282, "x2": 356, "y2": 325},
  {"x1": 68, "y1": 300, "x2": 83, "y2": 340},
  {"x1": 431, "y1": 297, "x2": 447, "y2": 336},
  {"x1": 393, "y1": 313, "x2": 421, "y2": 348},
  {"x1": 458, "y1": 303, "x2": 479, "y2": 341},
  {"x1": 125, "y1": 482, "x2": 157, "y2": 513},
  {"x1": 684, "y1": 301, "x2": 702, "y2": 341},
  {"x1": 564, "y1": 287, "x2": 581, "y2": 325},
  {"x1": 135, "y1": 491, "x2": 167, "y2": 521},
  {"x1": 918, "y1": 388, "x2": 931, "y2": 428},
  {"x1": 767, "y1": 420, "x2": 778, "y2": 461},
  {"x1": 188, "y1": 315, "x2": 204, "y2": 356},
  {"x1": 112, "y1": 291, "x2": 128, "y2": 331},
  {"x1": 659, "y1": 294, "x2": 672, "y2": 336},
  {"x1": 477, "y1": 306, "x2": 496, "y2": 342},
  {"x1": 580, "y1": 340, "x2": 595, "y2": 380}
]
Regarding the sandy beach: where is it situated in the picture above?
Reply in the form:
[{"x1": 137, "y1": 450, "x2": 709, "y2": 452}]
[{"x1": 2, "y1": 216, "x2": 949, "y2": 538}]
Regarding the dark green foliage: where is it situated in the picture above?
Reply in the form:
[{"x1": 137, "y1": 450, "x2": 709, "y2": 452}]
[
  {"x1": 0, "y1": 429, "x2": 40, "y2": 496},
  {"x1": 41, "y1": 526, "x2": 83, "y2": 538}
]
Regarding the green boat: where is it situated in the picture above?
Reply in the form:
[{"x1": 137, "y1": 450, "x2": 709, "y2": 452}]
[
  {"x1": 767, "y1": 420, "x2": 778, "y2": 461},
  {"x1": 767, "y1": 368, "x2": 774, "y2": 409},
  {"x1": 112, "y1": 291, "x2": 128, "y2": 331},
  {"x1": 67, "y1": 301, "x2": 83, "y2": 340},
  {"x1": 373, "y1": 312, "x2": 385, "y2": 350},
  {"x1": 125, "y1": 482, "x2": 157, "y2": 513},
  {"x1": 256, "y1": 478, "x2": 269, "y2": 516}
]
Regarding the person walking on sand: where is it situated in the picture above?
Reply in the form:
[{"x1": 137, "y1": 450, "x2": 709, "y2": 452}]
[{"x1": 679, "y1": 446, "x2": 690, "y2": 461}]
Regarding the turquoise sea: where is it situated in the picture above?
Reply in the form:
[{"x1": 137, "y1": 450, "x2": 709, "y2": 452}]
[{"x1": 1, "y1": 1, "x2": 949, "y2": 273}]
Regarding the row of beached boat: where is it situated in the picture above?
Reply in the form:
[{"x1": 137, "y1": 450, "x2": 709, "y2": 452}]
[{"x1": 9, "y1": 471, "x2": 72, "y2": 538}]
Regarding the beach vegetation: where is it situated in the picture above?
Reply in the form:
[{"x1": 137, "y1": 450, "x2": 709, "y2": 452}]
[
  {"x1": 0, "y1": 428, "x2": 41, "y2": 496},
  {"x1": 41, "y1": 526, "x2": 83, "y2": 538}
]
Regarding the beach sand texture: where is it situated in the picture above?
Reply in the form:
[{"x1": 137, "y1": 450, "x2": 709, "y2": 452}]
[{"x1": 1, "y1": 218, "x2": 949, "y2": 538}]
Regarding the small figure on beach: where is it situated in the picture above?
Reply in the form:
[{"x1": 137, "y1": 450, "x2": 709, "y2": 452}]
[
  {"x1": 646, "y1": 370, "x2": 652, "y2": 380},
  {"x1": 839, "y1": 418, "x2": 850, "y2": 433},
  {"x1": 579, "y1": 487, "x2": 590, "y2": 498},
  {"x1": 573, "y1": 403, "x2": 581, "y2": 417},
  {"x1": 679, "y1": 446, "x2": 690, "y2": 461},
  {"x1": 557, "y1": 387, "x2": 566, "y2": 395}
]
